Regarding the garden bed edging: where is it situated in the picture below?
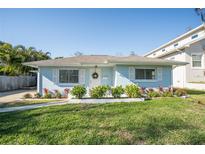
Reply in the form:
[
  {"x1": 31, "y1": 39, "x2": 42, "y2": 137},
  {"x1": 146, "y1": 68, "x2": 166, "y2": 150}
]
[{"x1": 68, "y1": 98, "x2": 145, "y2": 104}]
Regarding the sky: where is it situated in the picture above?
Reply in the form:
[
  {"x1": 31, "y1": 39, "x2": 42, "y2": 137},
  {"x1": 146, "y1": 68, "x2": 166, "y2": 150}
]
[{"x1": 0, "y1": 8, "x2": 202, "y2": 58}]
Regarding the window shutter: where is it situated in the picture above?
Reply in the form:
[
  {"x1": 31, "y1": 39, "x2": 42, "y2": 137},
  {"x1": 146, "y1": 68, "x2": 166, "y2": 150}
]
[
  {"x1": 79, "y1": 69, "x2": 85, "y2": 84},
  {"x1": 157, "y1": 67, "x2": 162, "y2": 81},
  {"x1": 129, "y1": 67, "x2": 135, "y2": 80},
  {"x1": 53, "y1": 68, "x2": 59, "y2": 84}
]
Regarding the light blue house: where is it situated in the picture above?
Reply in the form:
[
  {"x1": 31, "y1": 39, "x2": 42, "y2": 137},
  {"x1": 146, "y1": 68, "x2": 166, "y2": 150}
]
[{"x1": 24, "y1": 55, "x2": 186, "y2": 95}]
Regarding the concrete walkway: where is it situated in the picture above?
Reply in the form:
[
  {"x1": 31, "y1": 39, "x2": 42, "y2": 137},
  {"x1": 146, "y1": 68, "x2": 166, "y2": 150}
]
[
  {"x1": 0, "y1": 89, "x2": 36, "y2": 103},
  {"x1": 0, "y1": 101, "x2": 68, "y2": 113}
]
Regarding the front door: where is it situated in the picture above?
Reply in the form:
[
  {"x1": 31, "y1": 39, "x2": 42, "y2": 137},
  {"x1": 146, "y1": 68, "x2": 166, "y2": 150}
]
[{"x1": 89, "y1": 68, "x2": 101, "y2": 88}]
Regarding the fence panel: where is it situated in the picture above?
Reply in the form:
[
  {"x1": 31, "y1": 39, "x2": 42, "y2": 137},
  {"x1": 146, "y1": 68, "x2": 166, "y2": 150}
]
[{"x1": 0, "y1": 76, "x2": 36, "y2": 91}]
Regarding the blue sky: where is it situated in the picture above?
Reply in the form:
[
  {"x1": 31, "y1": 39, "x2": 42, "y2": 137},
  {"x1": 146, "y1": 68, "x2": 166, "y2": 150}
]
[{"x1": 0, "y1": 9, "x2": 202, "y2": 58}]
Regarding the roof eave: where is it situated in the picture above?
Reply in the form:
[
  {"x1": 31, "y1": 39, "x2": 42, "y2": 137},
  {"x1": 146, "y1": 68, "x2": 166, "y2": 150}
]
[
  {"x1": 144, "y1": 24, "x2": 205, "y2": 57},
  {"x1": 109, "y1": 61, "x2": 188, "y2": 66}
]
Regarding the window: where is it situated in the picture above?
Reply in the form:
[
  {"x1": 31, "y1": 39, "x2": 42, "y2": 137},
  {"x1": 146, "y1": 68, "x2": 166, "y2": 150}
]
[
  {"x1": 191, "y1": 34, "x2": 198, "y2": 39},
  {"x1": 135, "y1": 69, "x2": 156, "y2": 80},
  {"x1": 174, "y1": 43, "x2": 178, "y2": 47},
  {"x1": 192, "y1": 54, "x2": 202, "y2": 67},
  {"x1": 162, "y1": 49, "x2": 165, "y2": 52},
  {"x1": 59, "y1": 70, "x2": 79, "y2": 83},
  {"x1": 170, "y1": 57, "x2": 175, "y2": 60}
]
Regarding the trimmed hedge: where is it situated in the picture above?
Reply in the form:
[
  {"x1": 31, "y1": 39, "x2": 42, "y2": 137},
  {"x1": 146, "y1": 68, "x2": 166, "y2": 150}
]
[
  {"x1": 111, "y1": 86, "x2": 124, "y2": 98},
  {"x1": 124, "y1": 84, "x2": 141, "y2": 98},
  {"x1": 90, "y1": 85, "x2": 110, "y2": 98},
  {"x1": 71, "y1": 85, "x2": 87, "y2": 99}
]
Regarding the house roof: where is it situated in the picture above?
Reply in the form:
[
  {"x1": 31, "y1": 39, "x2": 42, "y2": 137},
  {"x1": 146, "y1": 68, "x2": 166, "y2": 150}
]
[
  {"x1": 23, "y1": 55, "x2": 188, "y2": 67},
  {"x1": 144, "y1": 24, "x2": 205, "y2": 57}
]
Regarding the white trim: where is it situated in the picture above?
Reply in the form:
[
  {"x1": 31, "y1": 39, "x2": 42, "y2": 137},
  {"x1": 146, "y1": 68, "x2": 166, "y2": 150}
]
[
  {"x1": 158, "y1": 36, "x2": 205, "y2": 58},
  {"x1": 113, "y1": 66, "x2": 117, "y2": 87},
  {"x1": 191, "y1": 53, "x2": 204, "y2": 69},
  {"x1": 144, "y1": 24, "x2": 204, "y2": 57},
  {"x1": 37, "y1": 68, "x2": 41, "y2": 93}
]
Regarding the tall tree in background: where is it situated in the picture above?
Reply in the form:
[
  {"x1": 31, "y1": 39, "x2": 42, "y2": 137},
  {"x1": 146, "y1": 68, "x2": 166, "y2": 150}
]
[
  {"x1": 0, "y1": 41, "x2": 51, "y2": 76},
  {"x1": 130, "y1": 51, "x2": 136, "y2": 56},
  {"x1": 73, "y1": 51, "x2": 83, "y2": 56},
  {"x1": 195, "y1": 8, "x2": 205, "y2": 23},
  {"x1": 0, "y1": 43, "x2": 24, "y2": 76}
]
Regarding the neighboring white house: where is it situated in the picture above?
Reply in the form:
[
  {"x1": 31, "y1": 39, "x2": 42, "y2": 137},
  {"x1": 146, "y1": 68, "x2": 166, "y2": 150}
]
[{"x1": 144, "y1": 24, "x2": 205, "y2": 90}]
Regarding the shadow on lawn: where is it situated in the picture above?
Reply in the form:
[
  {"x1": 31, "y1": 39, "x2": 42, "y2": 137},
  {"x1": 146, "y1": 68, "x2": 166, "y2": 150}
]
[
  {"x1": 186, "y1": 89, "x2": 205, "y2": 95},
  {"x1": 0, "y1": 103, "x2": 205, "y2": 144}
]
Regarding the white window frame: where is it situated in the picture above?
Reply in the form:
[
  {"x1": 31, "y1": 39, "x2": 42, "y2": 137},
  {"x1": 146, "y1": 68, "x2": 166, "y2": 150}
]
[
  {"x1": 58, "y1": 68, "x2": 80, "y2": 85},
  {"x1": 134, "y1": 67, "x2": 157, "y2": 82},
  {"x1": 191, "y1": 53, "x2": 204, "y2": 69}
]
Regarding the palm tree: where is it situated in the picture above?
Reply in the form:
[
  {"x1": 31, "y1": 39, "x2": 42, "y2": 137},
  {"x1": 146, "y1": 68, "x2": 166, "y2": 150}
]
[
  {"x1": 195, "y1": 8, "x2": 205, "y2": 23},
  {"x1": 0, "y1": 43, "x2": 24, "y2": 75},
  {"x1": 0, "y1": 41, "x2": 52, "y2": 76}
]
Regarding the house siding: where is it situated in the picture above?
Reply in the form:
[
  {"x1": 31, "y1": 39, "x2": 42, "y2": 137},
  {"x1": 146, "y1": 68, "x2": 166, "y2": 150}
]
[
  {"x1": 159, "y1": 39, "x2": 205, "y2": 88},
  {"x1": 38, "y1": 66, "x2": 114, "y2": 95},
  {"x1": 38, "y1": 67, "x2": 89, "y2": 95},
  {"x1": 38, "y1": 65, "x2": 172, "y2": 95},
  {"x1": 115, "y1": 65, "x2": 172, "y2": 88}
]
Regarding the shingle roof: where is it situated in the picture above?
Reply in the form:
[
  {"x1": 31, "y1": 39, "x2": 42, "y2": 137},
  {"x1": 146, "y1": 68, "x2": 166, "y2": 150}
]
[{"x1": 23, "y1": 55, "x2": 188, "y2": 67}]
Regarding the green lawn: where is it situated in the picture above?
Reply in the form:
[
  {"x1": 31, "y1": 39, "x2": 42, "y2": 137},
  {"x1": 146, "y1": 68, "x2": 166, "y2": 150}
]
[
  {"x1": 0, "y1": 99, "x2": 62, "y2": 108},
  {"x1": 1, "y1": 95, "x2": 205, "y2": 144}
]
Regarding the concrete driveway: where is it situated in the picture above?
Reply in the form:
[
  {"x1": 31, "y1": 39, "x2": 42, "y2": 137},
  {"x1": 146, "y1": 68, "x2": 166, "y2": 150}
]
[{"x1": 0, "y1": 89, "x2": 36, "y2": 103}]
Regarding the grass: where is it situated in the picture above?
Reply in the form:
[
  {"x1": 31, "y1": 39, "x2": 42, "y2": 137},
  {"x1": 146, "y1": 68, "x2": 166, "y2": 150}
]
[
  {"x1": 0, "y1": 99, "x2": 61, "y2": 108},
  {"x1": 1, "y1": 96, "x2": 205, "y2": 144},
  {"x1": 186, "y1": 89, "x2": 205, "y2": 105}
]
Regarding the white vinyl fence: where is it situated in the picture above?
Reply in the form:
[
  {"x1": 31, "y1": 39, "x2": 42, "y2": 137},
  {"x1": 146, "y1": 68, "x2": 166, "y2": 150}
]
[{"x1": 0, "y1": 76, "x2": 36, "y2": 92}]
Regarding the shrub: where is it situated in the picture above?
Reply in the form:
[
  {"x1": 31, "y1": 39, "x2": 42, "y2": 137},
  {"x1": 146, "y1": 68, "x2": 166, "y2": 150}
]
[
  {"x1": 44, "y1": 88, "x2": 49, "y2": 95},
  {"x1": 43, "y1": 88, "x2": 52, "y2": 99},
  {"x1": 44, "y1": 93, "x2": 52, "y2": 99},
  {"x1": 70, "y1": 85, "x2": 86, "y2": 99},
  {"x1": 158, "y1": 86, "x2": 164, "y2": 92},
  {"x1": 162, "y1": 91, "x2": 173, "y2": 97},
  {"x1": 64, "y1": 88, "x2": 70, "y2": 98},
  {"x1": 23, "y1": 93, "x2": 32, "y2": 99},
  {"x1": 124, "y1": 84, "x2": 141, "y2": 98},
  {"x1": 90, "y1": 85, "x2": 110, "y2": 98},
  {"x1": 34, "y1": 92, "x2": 41, "y2": 98},
  {"x1": 147, "y1": 91, "x2": 160, "y2": 98},
  {"x1": 174, "y1": 88, "x2": 187, "y2": 97},
  {"x1": 111, "y1": 86, "x2": 124, "y2": 98},
  {"x1": 54, "y1": 90, "x2": 62, "y2": 99},
  {"x1": 140, "y1": 87, "x2": 146, "y2": 95}
]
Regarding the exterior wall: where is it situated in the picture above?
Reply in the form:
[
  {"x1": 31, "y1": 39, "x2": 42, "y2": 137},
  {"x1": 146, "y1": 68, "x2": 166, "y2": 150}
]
[
  {"x1": 38, "y1": 67, "x2": 88, "y2": 95},
  {"x1": 114, "y1": 65, "x2": 172, "y2": 88},
  {"x1": 185, "y1": 39, "x2": 205, "y2": 82},
  {"x1": 162, "y1": 50, "x2": 186, "y2": 88},
  {"x1": 146, "y1": 26, "x2": 205, "y2": 58},
  {"x1": 38, "y1": 65, "x2": 173, "y2": 95},
  {"x1": 159, "y1": 39, "x2": 205, "y2": 89},
  {"x1": 144, "y1": 25, "x2": 205, "y2": 90},
  {"x1": 38, "y1": 66, "x2": 114, "y2": 95}
]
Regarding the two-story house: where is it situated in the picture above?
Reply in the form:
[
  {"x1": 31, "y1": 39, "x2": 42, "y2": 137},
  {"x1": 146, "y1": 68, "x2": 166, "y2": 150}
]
[{"x1": 144, "y1": 24, "x2": 205, "y2": 89}]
